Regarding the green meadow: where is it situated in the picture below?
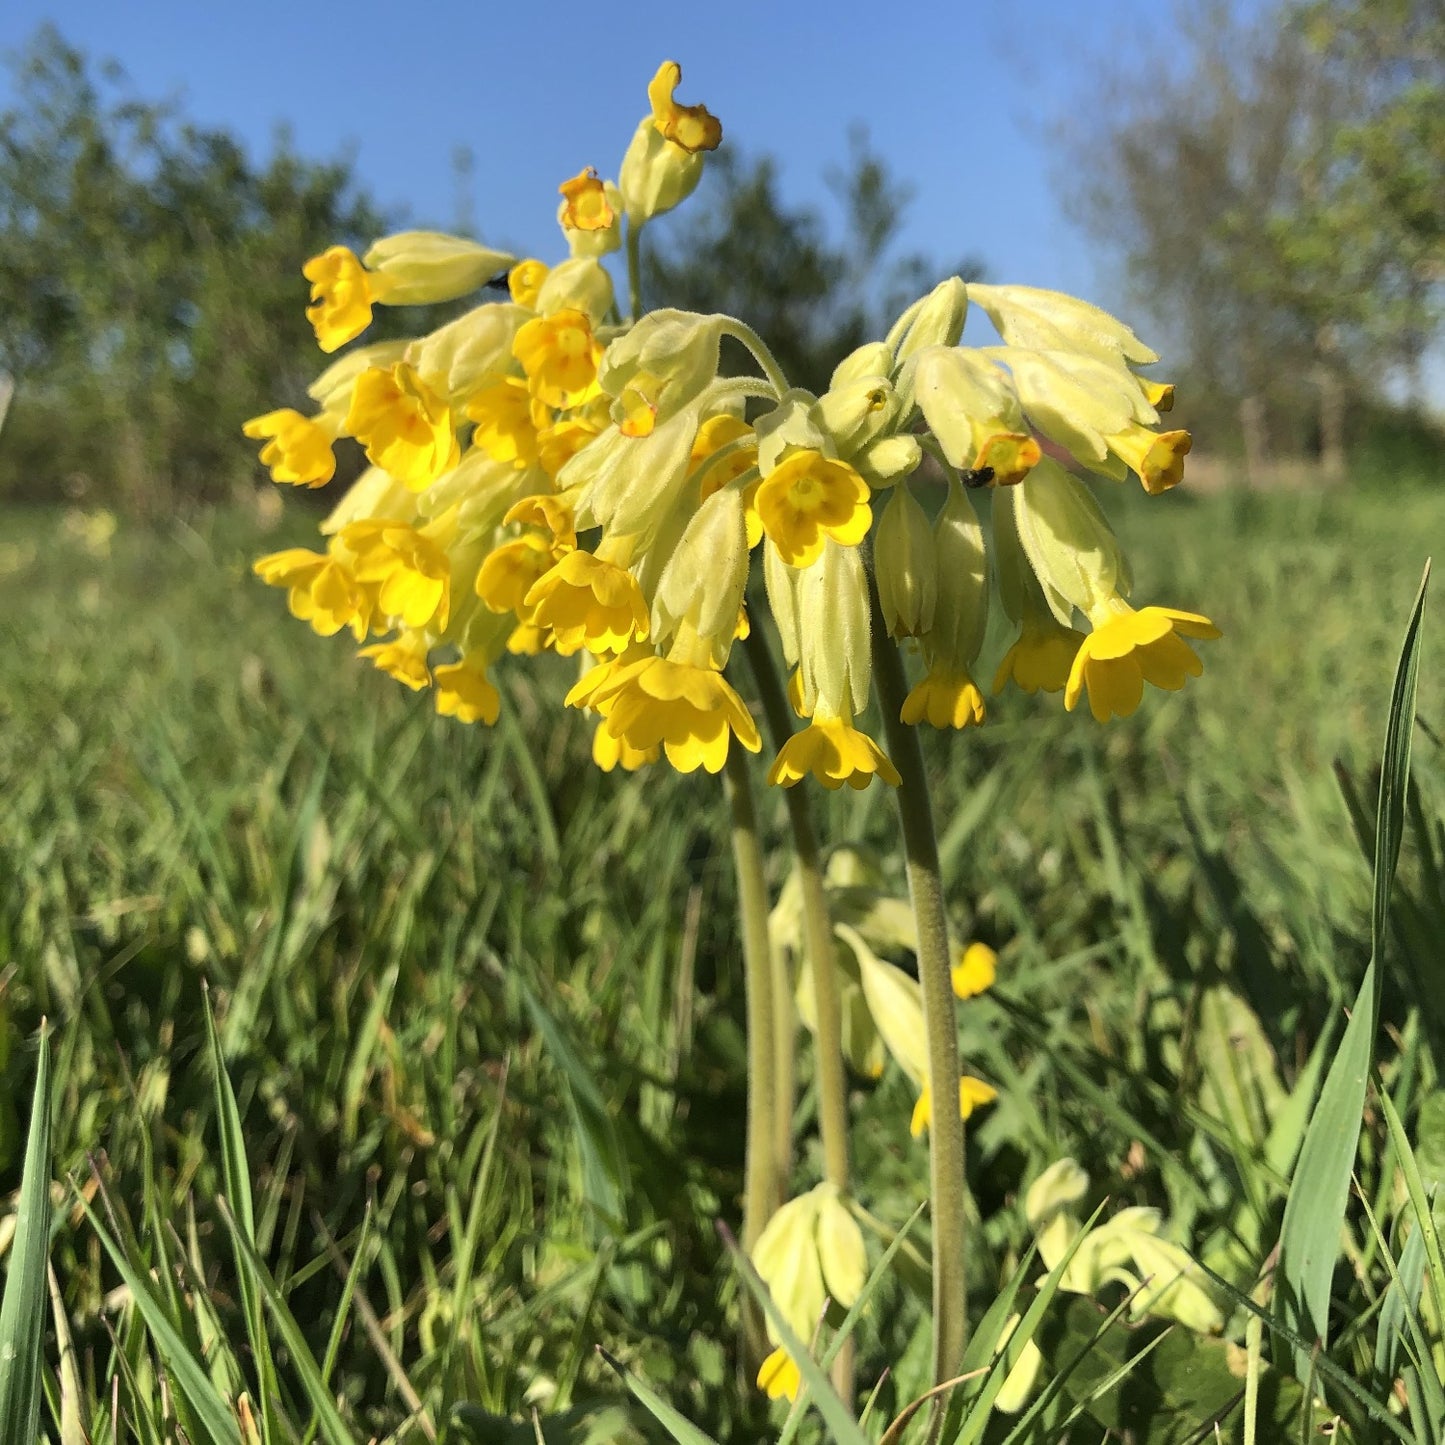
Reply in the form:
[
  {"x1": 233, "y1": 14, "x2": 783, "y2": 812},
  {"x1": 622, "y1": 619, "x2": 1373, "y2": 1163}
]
[{"x1": 1, "y1": 475, "x2": 1442, "y2": 1442}]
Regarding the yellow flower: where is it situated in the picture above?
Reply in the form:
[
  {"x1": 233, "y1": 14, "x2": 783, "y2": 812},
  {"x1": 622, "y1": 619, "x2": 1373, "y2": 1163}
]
[
  {"x1": 358, "y1": 632, "x2": 431, "y2": 690},
  {"x1": 476, "y1": 533, "x2": 558, "y2": 618},
  {"x1": 433, "y1": 654, "x2": 501, "y2": 724},
  {"x1": 580, "y1": 655, "x2": 761, "y2": 774},
  {"x1": 466, "y1": 377, "x2": 545, "y2": 469},
  {"x1": 647, "y1": 60, "x2": 722, "y2": 153},
  {"x1": 910, "y1": 1076, "x2": 999, "y2": 1138},
  {"x1": 756, "y1": 450, "x2": 871, "y2": 568},
  {"x1": 952, "y1": 942, "x2": 997, "y2": 999},
  {"x1": 757, "y1": 1347, "x2": 801, "y2": 1403},
  {"x1": 512, "y1": 309, "x2": 604, "y2": 409},
  {"x1": 524, "y1": 549, "x2": 649, "y2": 655},
  {"x1": 253, "y1": 547, "x2": 370, "y2": 638},
  {"x1": 1106, "y1": 423, "x2": 1192, "y2": 495},
  {"x1": 972, "y1": 431, "x2": 1042, "y2": 487},
  {"x1": 508, "y1": 259, "x2": 549, "y2": 308},
  {"x1": 503, "y1": 493, "x2": 577, "y2": 551},
  {"x1": 558, "y1": 168, "x2": 615, "y2": 231},
  {"x1": 242, "y1": 409, "x2": 338, "y2": 487},
  {"x1": 593, "y1": 719, "x2": 658, "y2": 772},
  {"x1": 901, "y1": 667, "x2": 986, "y2": 730},
  {"x1": 1064, "y1": 601, "x2": 1220, "y2": 722},
  {"x1": 694, "y1": 414, "x2": 761, "y2": 543},
  {"x1": 992, "y1": 615, "x2": 1085, "y2": 695},
  {"x1": 345, "y1": 363, "x2": 460, "y2": 491},
  {"x1": 340, "y1": 519, "x2": 451, "y2": 632},
  {"x1": 537, "y1": 408, "x2": 607, "y2": 480},
  {"x1": 767, "y1": 715, "x2": 900, "y2": 791},
  {"x1": 303, "y1": 245, "x2": 388, "y2": 352}
]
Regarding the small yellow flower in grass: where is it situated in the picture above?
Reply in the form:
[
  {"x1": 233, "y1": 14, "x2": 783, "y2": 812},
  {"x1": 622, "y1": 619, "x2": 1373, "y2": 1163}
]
[
  {"x1": 910, "y1": 1077, "x2": 999, "y2": 1139},
  {"x1": 580, "y1": 654, "x2": 761, "y2": 774},
  {"x1": 901, "y1": 667, "x2": 986, "y2": 730},
  {"x1": 512, "y1": 308, "x2": 604, "y2": 409},
  {"x1": 476, "y1": 533, "x2": 558, "y2": 618},
  {"x1": 359, "y1": 632, "x2": 431, "y2": 690},
  {"x1": 253, "y1": 547, "x2": 370, "y2": 638},
  {"x1": 952, "y1": 942, "x2": 997, "y2": 999},
  {"x1": 466, "y1": 377, "x2": 545, "y2": 469},
  {"x1": 1064, "y1": 599, "x2": 1220, "y2": 722},
  {"x1": 647, "y1": 61, "x2": 722, "y2": 153},
  {"x1": 433, "y1": 654, "x2": 501, "y2": 724},
  {"x1": 756, "y1": 1347, "x2": 801, "y2": 1403},
  {"x1": 558, "y1": 168, "x2": 615, "y2": 231},
  {"x1": 507, "y1": 259, "x2": 549, "y2": 308},
  {"x1": 992, "y1": 614, "x2": 1085, "y2": 696},
  {"x1": 304, "y1": 245, "x2": 387, "y2": 352},
  {"x1": 345, "y1": 363, "x2": 460, "y2": 491},
  {"x1": 242, "y1": 409, "x2": 339, "y2": 487},
  {"x1": 525, "y1": 549, "x2": 649, "y2": 655},
  {"x1": 756, "y1": 450, "x2": 871, "y2": 568},
  {"x1": 341, "y1": 519, "x2": 452, "y2": 632},
  {"x1": 767, "y1": 715, "x2": 900, "y2": 791},
  {"x1": 1105, "y1": 423, "x2": 1192, "y2": 495}
]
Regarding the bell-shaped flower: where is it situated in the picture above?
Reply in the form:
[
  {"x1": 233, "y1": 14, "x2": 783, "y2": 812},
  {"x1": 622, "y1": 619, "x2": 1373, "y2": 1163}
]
[
  {"x1": 556, "y1": 169, "x2": 623, "y2": 258},
  {"x1": 873, "y1": 483, "x2": 936, "y2": 639},
  {"x1": 966, "y1": 284, "x2": 1159, "y2": 367}
]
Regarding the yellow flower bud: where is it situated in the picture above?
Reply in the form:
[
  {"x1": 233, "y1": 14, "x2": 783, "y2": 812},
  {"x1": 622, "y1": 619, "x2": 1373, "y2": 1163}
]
[
  {"x1": 874, "y1": 484, "x2": 936, "y2": 639},
  {"x1": 814, "y1": 375, "x2": 897, "y2": 458},
  {"x1": 893, "y1": 276, "x2": 969, "y2": 364},
  {"x1": 967, "y1": 284, "x2": 1158, "y2": 366},
  {"x1": 852, "y1": 433, "x2": 921, "y2": 488},
  {"x1": 534, "y1": 257, "x2": 615, "y2": 323},
  {"x1": 361, "y1": 230, "x2": 513, "y2": 305},
  {"x1": 599, "y1": 310, "x2": 725, "y2": 427},
  {"x1": 829, "y1": 341, "x2": 895, "y2": 390},
  {"x1": 1010, "y1": 458, "x2": 1130, "y2": 618},
  {"x1": 912, "y1": 347, "x2": 1020, "y2": 467},
  {"x1": 652, "y1": 487, "x2": 749, "y2": 664},
  {"x1": 619, "y1": 118, "x2": 704, "y2": 224},
  {"x1": 406, "y1": 304, "x2": 528, "y2": 402},
  {"x1": 796, "y1": 540, "x2": 871, "y2": 723},
  {"x1": 308, "y1": 340, "x2": 413, "y2": 417}
]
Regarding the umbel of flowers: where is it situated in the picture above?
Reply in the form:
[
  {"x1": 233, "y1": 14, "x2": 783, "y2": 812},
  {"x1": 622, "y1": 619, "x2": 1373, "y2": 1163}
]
[{"x1": 250, "y1": 63, "x2": 1217, "y2": 794}]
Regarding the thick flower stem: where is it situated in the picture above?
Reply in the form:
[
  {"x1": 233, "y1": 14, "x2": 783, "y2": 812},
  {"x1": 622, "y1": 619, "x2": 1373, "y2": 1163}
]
[
  {"x1": 869, "y1": 609, "x2": 969, "y2": 1393},
  {"x1": 625, "y1": 219, "x2": 645, "y2": 324},
  {"x1": 741, "y1": 628, "x2": 854, "y2": 1399},
  {"x1": 723, "y1": 745, "x2": 780, "y2": 1365}
]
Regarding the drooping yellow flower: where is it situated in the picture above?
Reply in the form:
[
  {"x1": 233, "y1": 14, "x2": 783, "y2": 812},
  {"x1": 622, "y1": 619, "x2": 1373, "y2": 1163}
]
[
  {"x1": 910, "y1": 1076, "x2": 999, "y2": 1138},
  {"x1": 647, "y1": 60, "x2": 723, "y2": 153},
  {"x1": 992, "y1": 614, "x2": 1086, "y2": 695},
  {"x1": 512, "y1": 308, "x2": 604, "y2": 409},
  {"x1": 242, "y1": 409, "x2": 339, "y2": 487},
  {"x1": 433, "y1": 654, "x2": 501, "y2": 724},
  {"x1": 507, "y1": 259, "x2": 550, "y2": 308},
  {"x1": 558, "y1": 168, "x2": 615, "y2": 231},
  {"x1": 593, "y1": 719, "x2": 658, "y2": 772},
  {"x1": 537, "y1": 408, "x2": 607, "y2": 480},
  {"x1": 503, "y1": 493, "x2": 577, "y2": 552},
  {"x1": 1106, "y1": 423, "x2": 1192, "y2": 495},
  {"x1": 524, "y1": 549, "x2": 649, "y2": 655},
  {"x1": 476, "y1": 533, "x2": 558, "y2": 618},
  {"x1": 580, "y1": 655, "x2": 761, "y2": 774},
  {"x1": 901, "y1": 667, "x2": 986, "y2": 730},
  {"x1": 340, "y1": 519, "x2": 452, "y2": 632},
  {"x1": 757, "y1": 1347, "x2": 802, "y2": 1403},
  {"x1": 767, "y1": 715, "x2": 900, "y2": 791},
  {"x1": 358, "y1": 632, "x2": 431, "y2": 690},
  {"x1": 303, "y1": 245, "x2": 389, "y2": 352},
  {"x1": 466, "y1": 377, "x2": 545, "y2": 469},
  {"x1": 756, "y1": 450, "x2": 871, "y2": 568},
  {"x1": 1065, "y1": 601, "x2": 1220, "y2": 722},
  {"x1": 952, "y1": 942, "x2": 997, "y2": 999},
  {"x1": 972, "y1": 431, "x2": 1042, "y2": 487},
  {"x1": 345, "y1": 363, "x2": 460, "y2": 491},
  {"x1": 253, "y1": 547, "x2": 370, "y2": 638}
]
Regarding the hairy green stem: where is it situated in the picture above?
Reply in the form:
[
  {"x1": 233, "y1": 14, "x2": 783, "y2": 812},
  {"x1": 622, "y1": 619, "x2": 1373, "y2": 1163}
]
[
  {"x1": 741, "y1": 626, "x2": 854, "y2": 1399},
  {"x1": 723, "y1": 745, "x2": 779, "y2": 1365},
  {"x1": 625, "y1": 219, "x2": 644, "y2": 323},
  {"x1": 868, "y1": 599, "x2": 969, "y2": 1392},
  {"x1": 719, "y1": 318, "x2": 791, "y2": 398}
]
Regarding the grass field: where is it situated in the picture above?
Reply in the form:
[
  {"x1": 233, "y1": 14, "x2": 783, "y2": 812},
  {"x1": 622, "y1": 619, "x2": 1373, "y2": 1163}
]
[{"x1": 0, "y1": 475, "x2": 1442, "y2": 1442}]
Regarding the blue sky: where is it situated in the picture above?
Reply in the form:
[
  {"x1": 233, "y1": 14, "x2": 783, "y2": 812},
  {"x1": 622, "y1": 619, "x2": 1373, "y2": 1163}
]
[{"x1": 0, "y1": 1, "x2": 1166, "y2": 319}]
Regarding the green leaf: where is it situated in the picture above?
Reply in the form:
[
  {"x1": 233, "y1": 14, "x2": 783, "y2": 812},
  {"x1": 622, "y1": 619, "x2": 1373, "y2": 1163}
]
[
  {"x1": 0, "y1": 1028, "x2": 52, "y2": 1445},
  {"x1": 1413, "y1": 1090, "x2": 1445, "y2": 1195},
  {"x1": 1275, "y1": 562, "x2": 1429, "y2": 1374},
  {"x1": 595, "y1": 1349, "x2": 721, "y2": 1445}
]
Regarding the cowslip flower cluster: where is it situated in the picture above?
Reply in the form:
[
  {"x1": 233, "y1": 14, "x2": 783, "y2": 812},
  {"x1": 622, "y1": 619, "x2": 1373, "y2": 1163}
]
[{"x1": 250, "y1": 61, "x2": 1217, "y2": 790}]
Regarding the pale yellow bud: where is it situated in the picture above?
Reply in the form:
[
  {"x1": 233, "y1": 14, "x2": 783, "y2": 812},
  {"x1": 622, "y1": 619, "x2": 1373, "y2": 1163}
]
[
  {"x1": 563, "y1": 407, "x2": 700, "y2": 544},
  {"x1": 853, "y1": 433, "x2": 921, "y2": 488},
  {"x1": 362, "y1": 231, "x2": 512, "y2": 305},
  {"x1": 912, "y1": 348, "x2": 1018, "y2": 467},
  {"x1": 830, "y1": 341, "x2": 895, "y2": 390},
  {"x1": 754, "y1": 389, "x2": 831, "y2": 474},
  {"x1": 652, "y1": 487, "x2": 749, "y2": 662},
  {"x1": 797, "y1": 540, "x2": 871, "y2": 721},
  {"x1": 764, "y1": 540, "x2": 803, "y2": 669},
  {"x1": 535, "y1": 258, "x2": 615, "y2": 323},
  {"x1": 926, "y1": 481, "x2": 988, "y2": 672},
  {"x1": 308, "y1": 340, "x2": 413, "y2": 417},
  {"x1": 618, "y1": 117, "x2": 705, "y2": 224},
  {"x1": 1011, "y1": 459, "x2": 1131, "y2": 618},
  {"x1": 814, "y1": 1185, "x2": 867, "y2": 1310},
  {"x1": 814, "y1": 375, "x2": 897, "y2": 458},
  {"x1": 968, "y1": 284, "x2": 1158, "y2": 366},
  {"x1": 874, "y1": 484, "x2": 936, "y2": 639},
  {"x1": 893, "y1": 276, "x2": 969, "y2": 364},
  {"x1": 599, "y1": 310, "x2": 725, "y2": 425},
  {"x1": 405, "y1": 304, "x2": 528, "y2": 401}
]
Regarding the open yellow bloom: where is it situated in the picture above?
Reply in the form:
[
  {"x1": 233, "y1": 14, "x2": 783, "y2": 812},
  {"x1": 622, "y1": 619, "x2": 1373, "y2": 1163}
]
[
  {"x1": 756, "y1": 450, "x2": 871, "y2": 568},
  {"x1": 345, "y1": 363, "x2": 460, "y2": 491},
  {"x1": 992, "y1": 614, "x2": 1086, "y2": 695},
  {"x1": 973, "y1": 431, "x2": 1042, "y2": 487},
  {"x1": 358, "y1": 632, "x2": 431, "y2": 690},
  {"x1": 504, "y1": 493, "x2": 577, "y2": 551},
  {"x1": 508, "y1": 259, "x2": 549, "y2": 308},
  {"x1": 433, "y1": 654, "x2": 501, "y2": 724},
  {"x1": 952, "y1": 942, "x2": 998, "y2": 999},
  {"x1": 340, "y1": 519, "x2": 451, "y2": 632},
  {"x1": 512, "y1": 308, "x2": 604, "y2": 409},
  {"x1": 901, "y1": 667, "x2": 986, "y2": 730},
  {"x1": 303, "y1": 245, "x2": 389, "y2": 352},
  {"x1": 253, "y1": 547, "x2": 370, "y2": 639},
  {"x1": 910, "y1": 1076, "x2": 999, "y2": 1138},
  {"x1": 1065, "y1": 601, "x2": 1220, "y2": 722},
  {"x1": 1106, "y1": 424, "x2": 1192, "y2": 495},
  {"x1": 476, "y1": 533, "x2": 558, "y2": 618},
  {"x1": 558, "y1": 168, "x2": 615, "y2": 231},
  {"x1": 581, "y1": 655, "x2": 761, "y2": 774},
  {"x1": 242, "y1": 409, "x2": 338, "y2": 487},
  {"x1": 524, "y1": 549, "x2": 649, "y2": 655},
  {"x1": 767, "y1": 715, "x2": 900, "y2": 791},
  {"x1": 647, "y1": 60, "x2": 722, "y2": 153},
  {"x1": 466, "y1": 377, "x2": 545, "y2": 470},
  {"x1": 593, "y1": 719, "x2": 658, "y2": 772},
  {"x1": 757, "y1": 1347, "x2": 801, "y2": 1403}
]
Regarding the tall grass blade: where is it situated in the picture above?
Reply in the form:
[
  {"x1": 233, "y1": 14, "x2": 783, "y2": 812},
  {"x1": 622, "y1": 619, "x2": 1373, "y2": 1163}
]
[
  {"x1": 1275, "y1": 563, "x2": 1429, "y2": 1375},
  {"x1": 0, "y1": 1028, "x2": 52, "y2": 1445},
  {"x1": 595, "y1": 1348, "x2": 722, "y2": 1445}
]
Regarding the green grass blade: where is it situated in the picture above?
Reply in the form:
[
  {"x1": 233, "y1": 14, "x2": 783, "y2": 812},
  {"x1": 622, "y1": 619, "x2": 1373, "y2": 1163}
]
[
  {"x1": 1375, "y1": 1201, "x2": 1427, "y2": 1381},
  {"x1": 0, "y1": 1028, "x2": 52, "y2": 1445},
  {"x1": 1376, "y1": 1084, "x2": 1445, "y2": 1345},
  {"x1": 1275, "y1": 563, "x2": 1429, "y2": 1374},
  {"x1": 595, "y1": 1348, "x2": 722, "y2": 1445}
]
